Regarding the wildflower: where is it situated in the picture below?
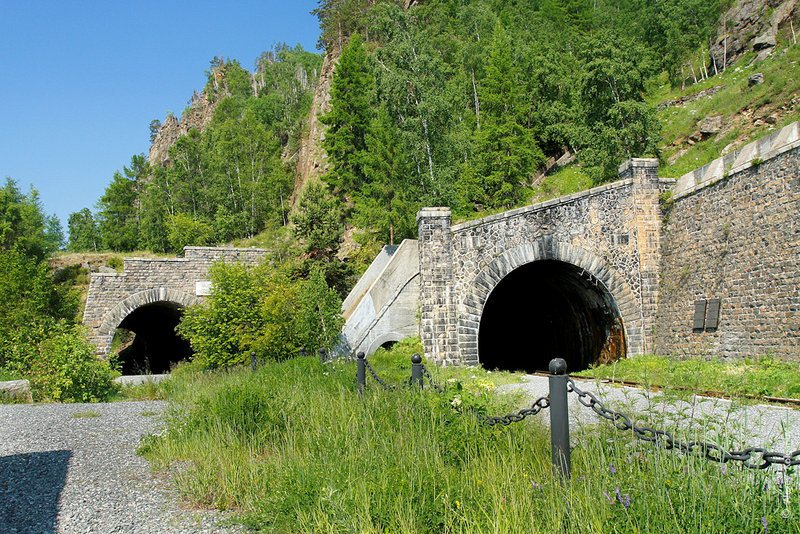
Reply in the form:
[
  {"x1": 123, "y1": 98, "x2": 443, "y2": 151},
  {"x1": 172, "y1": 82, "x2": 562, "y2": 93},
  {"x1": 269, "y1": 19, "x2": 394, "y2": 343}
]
[
  {"x1": 609, "y1": 464, "x2": 617, "y2": 475},
  {"x1": 624, "y1": 494, "x2": 630, "y2": 510},
  {"x1": 455, "y1": 500, "x2": 461, "y2": 509},
  {"x1": 531, "y1": 480, "x2": 542, "y2": 490},
  {"x1": 616, "y1": 487, "x2": 623, "y2": 502},
  {"x1": 603, "y1": 491, "x2": 614, "y2": 503},
  {"x1": 762, "y1": 516, "x2": 768, "y2": 532},
  {"x1": 451, "y1": 396, "x2": 462, "y2": 408},
  {"x1": 721, "y1": 465, "x2": 727, "y2": 475}
]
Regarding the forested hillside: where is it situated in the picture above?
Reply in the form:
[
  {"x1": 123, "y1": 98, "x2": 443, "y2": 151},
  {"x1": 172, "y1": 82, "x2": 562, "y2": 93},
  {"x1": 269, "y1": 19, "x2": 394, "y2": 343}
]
[
  {"x1": 69, "y1": 0, "x2": 799, "y2": 259},
  {"x1": 68, "y1": 45, "x2": 322, "y2": 254}
]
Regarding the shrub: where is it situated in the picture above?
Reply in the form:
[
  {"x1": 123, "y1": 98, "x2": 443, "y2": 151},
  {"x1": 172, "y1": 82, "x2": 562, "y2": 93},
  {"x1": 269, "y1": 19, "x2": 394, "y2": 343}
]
[
  {"x1": 10, "y1": 323, "x2": 118, "y2": 402},
  {"x1": 178, "y1": 261, "x2": 344, "y2": 369}
]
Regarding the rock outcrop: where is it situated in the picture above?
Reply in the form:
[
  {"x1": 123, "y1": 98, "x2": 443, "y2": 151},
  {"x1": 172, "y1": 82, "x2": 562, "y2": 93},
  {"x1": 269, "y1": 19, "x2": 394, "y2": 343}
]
[
  {"x1": 293, "y1": 48, "x2": 340, "y2": 202},
  {"x1": 148, "y1": 92, "x2": 216, "y2": 167},
  {"x1": 709, "y1": 0, "x2": 798, "y2": 71}
]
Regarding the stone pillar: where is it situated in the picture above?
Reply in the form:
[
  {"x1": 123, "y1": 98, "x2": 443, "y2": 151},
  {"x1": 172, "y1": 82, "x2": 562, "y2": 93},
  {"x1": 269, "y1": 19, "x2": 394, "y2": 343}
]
[
  {"x1": 619, "y1": 158, "x2": 661, "y2": 355},
  {"x1": 416, "y1": 207, "x2": 458, "y2": 364}
]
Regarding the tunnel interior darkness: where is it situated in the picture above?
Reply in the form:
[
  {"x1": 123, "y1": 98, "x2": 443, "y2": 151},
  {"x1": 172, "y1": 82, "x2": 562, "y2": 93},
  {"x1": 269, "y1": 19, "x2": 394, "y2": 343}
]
[
  {"x1": 478, "y1": 260, "x2": 625, "y2": 374},
  {"x1": 115, "y1": 301, "x2": 192, "y2": 374}
]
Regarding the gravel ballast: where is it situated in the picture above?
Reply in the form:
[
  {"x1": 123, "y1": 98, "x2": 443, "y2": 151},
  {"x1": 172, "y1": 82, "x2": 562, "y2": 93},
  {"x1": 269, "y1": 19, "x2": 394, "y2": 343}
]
[
  {"x1": 499, "y1": 376, "x2": 800, "y2": 454},
  {"x1": 0, "y1": 401, "x2": 243, "y2": 534}
]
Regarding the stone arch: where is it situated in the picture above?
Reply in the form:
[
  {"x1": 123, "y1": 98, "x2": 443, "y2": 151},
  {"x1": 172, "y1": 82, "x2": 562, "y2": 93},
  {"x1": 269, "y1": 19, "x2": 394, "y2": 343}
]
[
  {"x1": 97, "y1": 288, "x2": 202, "y2": 358},
  {"x1": 458, "y1": 239, "x2": 643, "y2": 366},
  {"x1": 366, "y1": 332, "x2": 405, "y2": 356}
]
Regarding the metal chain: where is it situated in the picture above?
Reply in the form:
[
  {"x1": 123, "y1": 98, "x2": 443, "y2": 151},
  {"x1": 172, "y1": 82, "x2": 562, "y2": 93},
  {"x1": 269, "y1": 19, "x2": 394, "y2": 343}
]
[
  {"x1": 567, "y1": 377, "x2": 800, "y2": 469},
  {"x1": 420, "y1": 366, "x2": 445, "y2": 393},
  {"x1": 476, "y1": 396, "x2": 551, "y2": 426},
  {"x1": 362, "y1": 358, "x2": 398, "y2": 391}
]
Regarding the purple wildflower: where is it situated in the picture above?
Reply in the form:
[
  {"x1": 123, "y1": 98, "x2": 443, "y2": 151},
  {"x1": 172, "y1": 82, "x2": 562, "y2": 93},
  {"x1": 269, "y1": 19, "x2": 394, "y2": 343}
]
[
  {"x1": 603, "y1": 491, "x2": 614, "y2": 503},
  {"x1": 609, "y1": 464, "x2": 617, "y2": 475},
  {"x1": 762, "y1": 516, "x2": 768, "y2": 532},
  {"x1": 624, "y1": 494, "x2": 630, "y2": 510},
  {"x1": 616, "y1": 487, "x2": 623, "y2": 503},
  {"x1": 721, "y1": 465, "x2": 727, "y2": 475}
]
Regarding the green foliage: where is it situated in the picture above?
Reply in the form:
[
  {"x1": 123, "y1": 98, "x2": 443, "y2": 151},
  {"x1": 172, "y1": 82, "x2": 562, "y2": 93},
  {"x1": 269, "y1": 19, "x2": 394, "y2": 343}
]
[
  {"x1": 177, "y1": 260, "x2": 344, "y2": 368},
  {"x1": 292, "y1": 181, "x2": 344, "y2": 258},
  {"x1": 167, "y1": 213, "x2": 215, "y2": 253},
  {"x1": 0, "y1": 248, "x2": 114, "y2": 402},
  {"x1": 142, "y1": 353, "x2": 799, "y2": 533},
  {"x1": 96, "y1": 155, "x2": 148, "y2": 251},
  {"x1": 67, "y1": 208, "x2": 99, "y2": 252},
  {"x1": 295, "y1": 267, "x2": 346, "y2": 353},
  {"x1": 0, "y1": 178, "x2": 63, "y2": 261},
  {"x1": 577, "y1": 354, "x2": 800, "y2": 400},
  {"x1": 22, "y1": 323, "x2": 117, "y2": 402},
  {"x1": 321, "y1": 33, "x2": 374, "y2": 195}
]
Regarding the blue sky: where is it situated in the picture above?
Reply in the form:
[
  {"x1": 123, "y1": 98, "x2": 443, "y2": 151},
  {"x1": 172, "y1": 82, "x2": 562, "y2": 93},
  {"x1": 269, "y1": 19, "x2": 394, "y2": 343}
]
[{"x1": 0, "y1": 0, "x2": 321, "y2": 232}]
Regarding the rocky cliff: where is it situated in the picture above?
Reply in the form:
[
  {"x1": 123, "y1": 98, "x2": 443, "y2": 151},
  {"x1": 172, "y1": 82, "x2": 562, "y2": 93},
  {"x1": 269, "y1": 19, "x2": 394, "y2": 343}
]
[
  {"x1": 710, "y1": 0, "x2": 798, "y2": 70},
  {"x1": 147, "y1": 92, "x2": 216, "y2": 167},
  {"x1": 292, "y1": 48, "x2": 339, "y2": 202}
]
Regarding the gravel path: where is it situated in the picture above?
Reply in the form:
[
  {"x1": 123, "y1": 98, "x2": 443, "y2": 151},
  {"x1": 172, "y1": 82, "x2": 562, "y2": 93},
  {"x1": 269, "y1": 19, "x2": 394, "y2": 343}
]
[
  {"x1": 499, "y1": 376, "x2": 800, "y2": 453},
  {"x1": 0, "y1": 401, "x2": 244, "y2": 534}
]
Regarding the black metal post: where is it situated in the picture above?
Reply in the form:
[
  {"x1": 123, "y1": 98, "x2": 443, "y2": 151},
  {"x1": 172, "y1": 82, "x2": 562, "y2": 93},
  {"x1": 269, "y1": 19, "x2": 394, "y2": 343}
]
[
  {"x1": 251, "y1": 351, "x2": 257, "y2": 371},
  {"x1": 411, "y1": 353, "x2": 423, "y2": 388},
  {"x1": 548, "y1": 358, "x2": 571, "y2": 479},
  {"x1": 319, "y1": 348, "x2": 326, "y2": 364},
  {"x1": 357, "y1": 352, "x2": 366, "y2": 395}
]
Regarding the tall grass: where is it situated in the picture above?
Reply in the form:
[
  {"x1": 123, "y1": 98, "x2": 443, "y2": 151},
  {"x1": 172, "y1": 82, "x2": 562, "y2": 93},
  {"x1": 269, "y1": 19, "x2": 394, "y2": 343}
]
[
  {"x1": 576, "y1": 354, "x2": 800, "y2": 401},
  {"x1": 141, "y1": 355, "x2": 800, "y2": 533}
]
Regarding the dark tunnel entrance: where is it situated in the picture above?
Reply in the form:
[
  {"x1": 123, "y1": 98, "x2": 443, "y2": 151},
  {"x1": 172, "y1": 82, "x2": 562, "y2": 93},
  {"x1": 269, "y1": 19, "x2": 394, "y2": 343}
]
[
  {"x1": 478, "y1": 260, "x2": 626, "y2": 374},
  {"x1": 114, "y1": 301, "x2": 192, "y2": 374}
]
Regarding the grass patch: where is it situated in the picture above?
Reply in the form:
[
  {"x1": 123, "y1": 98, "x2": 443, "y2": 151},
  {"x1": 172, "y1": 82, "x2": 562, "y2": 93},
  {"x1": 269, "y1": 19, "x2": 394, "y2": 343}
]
[
  {"x1": 72, "y1": 410, "x2": 101, "y2": 418},
  {"x1": 576, "y1": 354, "x2": 800, "y2": 401},
  {"x1": 141, "y1": 348, "x2": 800, "y2": 532},
  {"x1": 0, "y1": 368, "x2": 23, "y2": 381},
  {"x1": 655, "y1": 45, "x2": 800, "y2": 178}
]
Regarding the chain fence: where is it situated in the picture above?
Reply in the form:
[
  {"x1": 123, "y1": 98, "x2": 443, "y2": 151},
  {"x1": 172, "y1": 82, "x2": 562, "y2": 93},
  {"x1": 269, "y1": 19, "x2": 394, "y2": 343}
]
[
  {"x1": 567, "y1": 376, "x2": 800, "y2": 469},
  {"x1": 354, "y1": 353, "x2": 800, "y2": 475}
]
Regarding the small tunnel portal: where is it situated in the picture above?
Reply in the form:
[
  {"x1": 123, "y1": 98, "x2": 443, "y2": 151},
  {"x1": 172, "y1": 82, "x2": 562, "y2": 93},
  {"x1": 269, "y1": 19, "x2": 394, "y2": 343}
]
[
  {"x1": 478, "y1": 260, "x2": 625, "y2": 374},
  {"x1": 115, "y1": 301, "x2": 192, "y2": 374}
]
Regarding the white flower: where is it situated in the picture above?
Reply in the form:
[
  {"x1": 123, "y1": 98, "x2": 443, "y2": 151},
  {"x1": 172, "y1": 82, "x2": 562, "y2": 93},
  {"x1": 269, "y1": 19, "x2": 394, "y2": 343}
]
[{"x1": 451, "y1": 396, "x2": 462, "y2": 408}]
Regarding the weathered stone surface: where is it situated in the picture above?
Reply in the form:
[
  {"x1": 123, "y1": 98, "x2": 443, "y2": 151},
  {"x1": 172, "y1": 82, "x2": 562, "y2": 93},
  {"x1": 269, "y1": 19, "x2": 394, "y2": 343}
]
[
  {"x1": 753, "y1": 31, "x2": 777, "y2": 50},
  {"x1": 700, "y1": 115, "x2": 724, "y2": 134},
  {"x1": 83, "y1": 246, "x2": 266, "y2": 357},
  {"x1": 0, "y1": 380, "x2": 32, "y2": 403},
  {"x1": 339, "y1": 240, "x2": 420, "y2": 356},
  {"x1": 148, "y1": 93, "x2": 216, "y2": 167},
  {"x1": 749, "y1": 72, "x2": 765, "y2": 87}
]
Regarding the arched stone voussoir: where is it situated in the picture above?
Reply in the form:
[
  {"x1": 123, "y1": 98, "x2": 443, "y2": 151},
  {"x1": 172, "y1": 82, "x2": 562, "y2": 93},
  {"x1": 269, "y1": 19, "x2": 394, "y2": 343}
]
[
  {"x1": 460, "y1": 241, "x2": 644, "y2": 358},
  {"x1": 97, "y1": 288, "x2": 201, "y2": 344}
]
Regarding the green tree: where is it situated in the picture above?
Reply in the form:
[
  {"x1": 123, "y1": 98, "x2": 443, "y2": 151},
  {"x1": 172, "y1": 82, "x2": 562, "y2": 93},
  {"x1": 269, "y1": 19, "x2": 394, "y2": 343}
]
[
  {"x1": 167, "y1": 213, "x2": 215, "y2": 253},
  {"x1": 462, "y1": 23, "x2": 544, "y2": 208},
  {"x1": 575, "y1": 32, "x2": 660, "y2": 182},
  {"x1": 0, "y1": 179, "x2": 63, "y2": 260},
  {"x1": 355, "y1": 106, "x2": 417, "y2": 245},
  {"x1": 97, "y1": 155, "x2": 149, "y2": 251},
  {"x1": 296, "y1": 266, "x2": 345, "y2": 353},
  {"x1": 292, "y1": 181, "x2": 344, "y2": 259},
  {"x1": 67, "y1": 208, "x2": 99, "y2": 252},
  {"x1": 321, "y1": 33, "x2": 374, "y2": 195}
]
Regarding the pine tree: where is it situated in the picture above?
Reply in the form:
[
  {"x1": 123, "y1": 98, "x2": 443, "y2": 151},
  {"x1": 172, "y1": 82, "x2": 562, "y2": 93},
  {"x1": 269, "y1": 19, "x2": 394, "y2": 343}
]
[
  {"x1": 465, "y1": 23, "x2": 544, "y2": 209},
  {"x1": 320, "y1": 33, "x2": 374, "y2": 195},
  {"x1": 355, "y1": 106, "x2": 416, "y2": 245}
]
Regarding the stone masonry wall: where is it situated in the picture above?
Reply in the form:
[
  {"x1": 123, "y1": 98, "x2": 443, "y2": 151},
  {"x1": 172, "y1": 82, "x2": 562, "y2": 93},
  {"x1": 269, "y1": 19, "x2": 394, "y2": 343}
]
[
  {"x1": 656, "y1": 145, "x2": 800, "y2": 359},
  {"x1": 417, "y1": 159, "x2": 662, "y2": 366},
  {"x1": 417, "y1": 208, "x2": 459, "y2": 364},
  {"x1": 83, "y1": 246, "x2": 266, "y2": 355}
]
